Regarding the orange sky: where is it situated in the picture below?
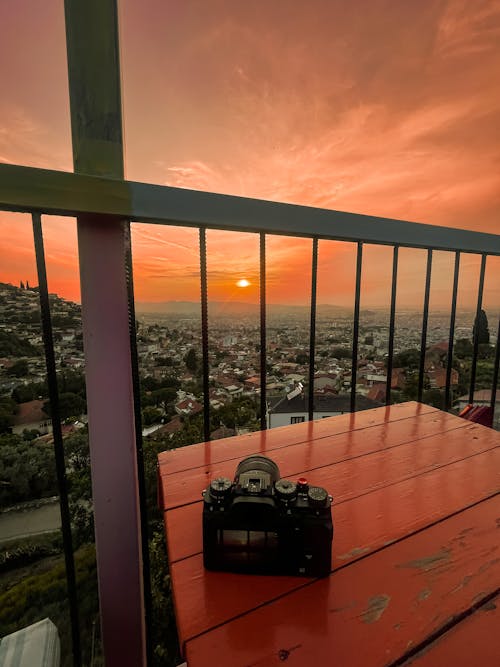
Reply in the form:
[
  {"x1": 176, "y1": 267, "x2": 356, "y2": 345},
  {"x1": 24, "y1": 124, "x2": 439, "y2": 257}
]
[{"x1": 0, "y1": 0, "x2": 499, "y2": 310}]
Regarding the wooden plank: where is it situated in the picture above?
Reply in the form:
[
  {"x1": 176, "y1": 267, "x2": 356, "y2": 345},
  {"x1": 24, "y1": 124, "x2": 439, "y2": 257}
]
[
  {"x1": 164, "y1": 431, "x2": 500, "y2": 563},
  {"x1": 401, "y1": 594, "x2": 500, "y2": 666},
  {"x1": 168, "y1": 451, "x2": 500, "y2": 644},
  {"x1": 159, "y1": 402, "x2": 437, "y2": 476},
  {"x1": 159, "y1": 416, "x2": 491, "y2": 511},
  {"x1": 184, "y1": 495, "x2": 500, "y2": 666}
]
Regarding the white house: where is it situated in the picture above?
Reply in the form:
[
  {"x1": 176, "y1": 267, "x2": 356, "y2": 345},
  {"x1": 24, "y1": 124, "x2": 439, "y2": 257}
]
[{"x1": 267, "y1": 393, "x2": 382, "y2": 429}]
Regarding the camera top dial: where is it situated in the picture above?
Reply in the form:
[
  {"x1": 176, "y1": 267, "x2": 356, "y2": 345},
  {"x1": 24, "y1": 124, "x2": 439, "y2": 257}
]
[
  {"x1": 275, "y1": 479, "x2": 298, "y2": 501},
  {"x1": 307, "y1": 486, "x2": 329, "y2": 507},
  {"x1": 209, "y1": 477, "x2": 232, "y2": 499}
]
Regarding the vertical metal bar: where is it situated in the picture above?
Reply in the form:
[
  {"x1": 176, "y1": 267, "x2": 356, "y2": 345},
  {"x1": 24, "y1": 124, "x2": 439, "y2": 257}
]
[
  {"x1": 64, "y1": 1, "x2": 146, "y2": 663},
  {"x1": 259, "y1": 233, "x2": 267, "y2": 431},
  {"x1": 469, "y1": 254, "x2": 487, "y2": 404},
  {"x1": 491, "y1": 315, "x2": 500, "y2": 415},
  {"x1": 418, "y1": 249, "x2": 433, "y2": 403},
  {"x1": 32, "y1": 213, "x2": 81, "y2": 667},
  {"x1": 308, "y1": 238, "x2": 319, "y2": 421},
  {"x1": 445, "y1": 252, "x2": 461, "y2": 411},
  {"x1": 199, "y1": 227, "x2": 211, "y2": 442},
  {"x1": 124, "y1": 224, "x2": 152, "y2": 666},
  {"x1": 385, "y1": 246, "x2": 399, "y2": 405},
  {"x1": 350, "y1": 242, "x2": 363, "y2": 412}
]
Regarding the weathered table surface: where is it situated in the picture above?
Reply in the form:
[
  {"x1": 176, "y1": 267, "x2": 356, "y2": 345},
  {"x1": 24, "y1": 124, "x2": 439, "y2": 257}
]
[{"x1": 158, "y1": 401, "x2": 500, "y2": 666}]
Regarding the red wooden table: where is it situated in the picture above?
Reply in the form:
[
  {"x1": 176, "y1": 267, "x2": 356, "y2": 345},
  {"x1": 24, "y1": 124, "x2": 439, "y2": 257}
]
[{"x1": 158, "y1": 401, "x2": 500, "y2": 666}]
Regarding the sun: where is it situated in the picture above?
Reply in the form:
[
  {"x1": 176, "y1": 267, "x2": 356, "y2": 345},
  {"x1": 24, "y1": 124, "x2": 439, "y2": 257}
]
[{"x1": 236, "y1": 279, "x2": 250, "y2": 288}]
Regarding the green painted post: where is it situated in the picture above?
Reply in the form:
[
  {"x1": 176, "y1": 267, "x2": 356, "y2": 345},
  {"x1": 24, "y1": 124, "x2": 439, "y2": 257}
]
[{"x1": 63, "y1": 1, "x2": 147, "y2": 664}]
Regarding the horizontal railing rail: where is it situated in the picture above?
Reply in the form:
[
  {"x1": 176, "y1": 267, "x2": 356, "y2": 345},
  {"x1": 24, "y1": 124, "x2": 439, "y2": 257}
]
[{"x1": 1, "y1": 162, "x2": 500, "y2": 256}]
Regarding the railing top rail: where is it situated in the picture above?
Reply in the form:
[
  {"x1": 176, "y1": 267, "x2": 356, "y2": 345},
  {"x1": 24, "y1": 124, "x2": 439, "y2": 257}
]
[{"x1": 1, "y1": 162, "x2": 500, "y2": 255}]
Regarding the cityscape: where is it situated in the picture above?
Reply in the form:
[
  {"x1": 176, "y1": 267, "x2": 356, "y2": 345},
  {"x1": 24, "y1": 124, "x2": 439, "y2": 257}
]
[
  {"x1": 0, "y1": 275, "x2": 498, "y2": 664},
  {"x1": 1, "y1": 279, "x2": 497, "y2": 444}
]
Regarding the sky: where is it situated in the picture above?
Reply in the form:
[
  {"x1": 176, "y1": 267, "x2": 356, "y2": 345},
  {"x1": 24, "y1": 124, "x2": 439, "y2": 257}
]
[{"x1": 0, "y1": 0, "x2": 499, "y2": 311}]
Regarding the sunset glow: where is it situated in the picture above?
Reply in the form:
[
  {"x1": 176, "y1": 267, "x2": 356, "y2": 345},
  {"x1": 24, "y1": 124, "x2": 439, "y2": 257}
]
[{"x1": 0, "y1": 1, "x2": 499, "y2": 309}]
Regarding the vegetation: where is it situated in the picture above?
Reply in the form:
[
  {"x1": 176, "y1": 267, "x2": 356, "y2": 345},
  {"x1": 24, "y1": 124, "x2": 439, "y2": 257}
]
[
  {"x1": 1, "y1": 533, "x2": 63, "y2": 575},
  {"x1": 0, "y1": 433, "x2": 58, "y2": 505},
  {"x1": 0, "y1": 396, "x2": 16, "y2": 433},
  {"x1": 0, "y1": 544, "x2": 101, "y2": 667},
  {"x1": 6, "y1": 359, "x2": 29, "y2": 377},
  {"x1": 43, "y1": 392, "x2": 86, "y2": 421},
  {"x1": 0, "y1": 331, "x2": 38, "y2": 357},
  {"x1": 473, "y1": 308, "x2": 490, "y2": 345},
  {"x1": 183, "y1": 348, "x2": 198, "y2": 373}
]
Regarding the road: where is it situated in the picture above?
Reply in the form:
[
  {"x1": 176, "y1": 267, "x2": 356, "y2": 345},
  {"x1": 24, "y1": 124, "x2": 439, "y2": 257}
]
[{"x1": 0, "y1": 501, "x2": 61, "y2": 543}]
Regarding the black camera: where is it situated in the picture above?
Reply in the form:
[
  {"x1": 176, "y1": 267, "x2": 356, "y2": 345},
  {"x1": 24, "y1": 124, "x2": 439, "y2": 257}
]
[{"x1": 202, "y1": 455, "x2": 333, "y2": 577}]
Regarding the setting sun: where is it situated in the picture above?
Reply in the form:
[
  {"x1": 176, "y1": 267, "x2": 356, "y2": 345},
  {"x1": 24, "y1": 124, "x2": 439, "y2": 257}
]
[{"x1": 236, "y1": 279, "x2": 250, "y2": 288}]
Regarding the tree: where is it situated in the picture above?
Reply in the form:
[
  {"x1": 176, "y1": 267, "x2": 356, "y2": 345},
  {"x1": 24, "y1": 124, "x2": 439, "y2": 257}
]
[
  {"x1": 454, "y1": 338, "x2": 473, "y2": 359},
  {"x1": 43, "y1": 392, "x2": 86, "y2": 421},
  {"x1": 22, "y1": 428, "x2": 40, "y2": 441},
  {"x1": 184, "y1": 348, "x2": 198, "y2": 373},
  {"x1": 0, "y1": 396, "x2": 16, "y2": 433},
  {"x1": 65, "y1": 431, "x2": 94, "y2": 547},
  {"x1": 295, "y1": 353, "x2": 309, "y2": 365},
  {"x1": 473, "y1": 309, "x2": 490, "y2": 345},
  {"x1": 6, "y1": 359, "x2": 29, "y2": 377},
  {"x1": 142, "y1": 406, "x2": 163, "y2": 426},
  {"x1": 12, "y1": 381, "x2": 47, "y2": 404},
  {"x1": 0, "y1": 433, "x2": 57, "y2": 505},
  {"x1": 392, "y1": 349, "x2": 421, "y2": 370},
  {"x1": 331, "y1": 347, "x2": 352, "y2": 359},
  {"x1": 20, "y1": 280, "x2": 24, "y2": 289}
]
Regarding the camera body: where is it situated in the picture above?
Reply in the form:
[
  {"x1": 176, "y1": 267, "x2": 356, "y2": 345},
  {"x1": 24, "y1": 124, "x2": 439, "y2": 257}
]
[{"x1": 202, "y1": 455, "x2": 333, "y2": 577}]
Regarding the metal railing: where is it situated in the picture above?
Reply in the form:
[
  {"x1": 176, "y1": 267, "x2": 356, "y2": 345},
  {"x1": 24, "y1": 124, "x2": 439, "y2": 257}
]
[
  {"x1": 1, "y1": 171, "x2": 500, "y2": 665},
  {"x1": 0, "y1": 1, "x2": 499, "y2": 664},
  {"x1": 1, "y1": 188, "x2": 500, "y2": 664}
]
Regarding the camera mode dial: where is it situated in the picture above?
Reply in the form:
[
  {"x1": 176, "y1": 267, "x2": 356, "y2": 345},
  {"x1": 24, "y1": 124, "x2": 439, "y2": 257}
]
[
  {"x1": 209, "y1": 477, "x2": 232, "y2": 498},
  {"x1": 307, "y1": 486, "x2": 329, "y2": 507},
  {"x1": 275, "y1": 479, "x2": 297, "y2": 501}
]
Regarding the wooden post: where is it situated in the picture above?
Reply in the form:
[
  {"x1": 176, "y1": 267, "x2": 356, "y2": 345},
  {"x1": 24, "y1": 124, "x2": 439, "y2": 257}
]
[{"x1": 64, "y1": 1, "x2": 146, "y2": 664}]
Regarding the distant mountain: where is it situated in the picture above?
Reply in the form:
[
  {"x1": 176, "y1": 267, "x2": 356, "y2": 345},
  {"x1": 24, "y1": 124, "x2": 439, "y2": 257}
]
[{"x1": 136, "y1": 300, "x2": 352, "y2": 317}]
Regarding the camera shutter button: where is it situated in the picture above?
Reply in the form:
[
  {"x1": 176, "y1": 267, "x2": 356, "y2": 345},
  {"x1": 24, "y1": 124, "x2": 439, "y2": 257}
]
[
  {"x1": 275, "y1": 479, "x2": 297, "y2": 500},
  {"x1": 307, "y1": 486, "x2": 329, "y2": 507},
  {"x1": 209, "y1": 477, "x2": 232, "y2": 498}
]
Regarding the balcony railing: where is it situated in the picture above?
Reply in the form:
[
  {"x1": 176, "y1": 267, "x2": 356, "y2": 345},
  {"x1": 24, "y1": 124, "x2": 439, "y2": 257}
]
[
  {"x1": 1, "y1": 166, "x2": 500, "y2": 666},
  {"x1": 1, "y1": 2, "x2": 500, "y2": 666}
]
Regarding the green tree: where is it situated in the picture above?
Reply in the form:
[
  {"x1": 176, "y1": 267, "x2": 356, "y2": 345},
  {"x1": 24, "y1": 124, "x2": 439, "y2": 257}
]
[
  {"x1": 473, "y1": 309, "x2": 490, "y2": 345},
  {"x1": 65, "y1": 431, "x2": 94, "y2": 547},
  {"x1": 392, "y1": 349, "x2": 421, "y2": 370},
  {"x1": 184, "y1": 348, "x2": 198, "y2": 373},
  {"x1": 331, "y1": 347, "x2": 352, "y2": 359},
  {"x1": 142, "y1": 406, "x2": 163, "y2": 426},
  {"x1": 6, "y1": 359, "x2": 29, "y2": 377},
  {"x1": 43, "y1": 392, "x2": 86, "y2": 421},
  {"x1": 0, "y1": 396, "x2": 16, "y2": 433},
  {"x1": 22, "y1": 428, "x2": 41, "y2": 441},
  {"x1": 0, "y1": 433, "x2": 57, "y2": 505},
  {"x1": 57, "y1": 370, "x2": 86, "y2": 395},
  {"x1": 12, "y1": 381, "x2": 47, "y2": 404},
  {"x1": 454, "y1": 338, "x2": 473, "y2": 359}
]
